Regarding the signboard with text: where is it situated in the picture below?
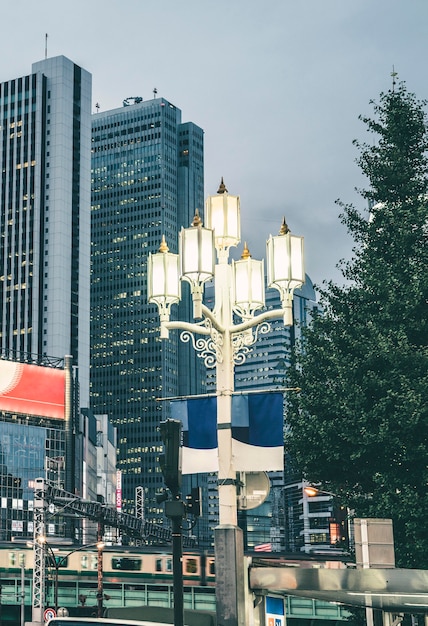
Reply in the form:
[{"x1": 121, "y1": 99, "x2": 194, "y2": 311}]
[{"x1": 266, "y1": 595, "x2": 285, "y2": 626}]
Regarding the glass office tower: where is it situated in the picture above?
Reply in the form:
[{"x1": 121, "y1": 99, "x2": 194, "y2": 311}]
[
  {"x1": 0, "y1": 55, "x2": 92, "y2": 406},
  {"x1": 90, "y1": 98, "x2": 205, "y2": 521},
  {"x1": 0, "y1": 56, "x2": 93, "y2": 539}
]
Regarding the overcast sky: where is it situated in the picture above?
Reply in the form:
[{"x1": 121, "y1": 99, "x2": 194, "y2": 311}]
[{"x1": 2, "y1": 0, "x2": 427, "y2": 289}]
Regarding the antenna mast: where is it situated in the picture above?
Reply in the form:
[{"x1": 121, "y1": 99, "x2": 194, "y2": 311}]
[{"x1": 45, "y1": 33, "x2": 48, "y2": 59}]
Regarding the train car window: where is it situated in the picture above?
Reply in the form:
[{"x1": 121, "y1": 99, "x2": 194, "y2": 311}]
[
  {"x1": 9, "y1": 552, "x2": 16, "y2": 566},
  {"x1": 54, "y1": 556, "x2": 69, "y2": 568},
  {"x1": 166, "y1": 558, "x2": 172, "y2": 572},
  {"x1": 155, "y1": 558, "x2": 162, "y2": 572},
  {"x1": 208, "y1": 559, "x2": 215, "y2": 575},
  {"x1": 111, "y1": 557, "x2": 142, "y2": 571},
  {"x1": 80, "y1": 555, "x2": 88, "y2": 569},
  {"x1": 185, "y1": 558, "x2": 197, "y2": 574},
  {"x1": 90, "y1": 555, "x2": 98, "y2": 570}
]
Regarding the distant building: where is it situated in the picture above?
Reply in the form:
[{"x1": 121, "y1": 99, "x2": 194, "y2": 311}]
[
  {"x1": 90, "y1": 97, "x2": 205, "y2": 521},
  {"x1": 0, "y1": 56, "x2": 115, "y2": 541},
  {"x1": 0, "y1": 358, "x2": 116, "y2": 542},
  {"x1": 0, "y1": 55, "x2": 91, "y2": 408}
]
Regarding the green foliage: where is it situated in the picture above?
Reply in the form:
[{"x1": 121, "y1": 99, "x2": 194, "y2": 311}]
[{"x1": 286, "y1": 83, "x2": 428, "y2": 568}]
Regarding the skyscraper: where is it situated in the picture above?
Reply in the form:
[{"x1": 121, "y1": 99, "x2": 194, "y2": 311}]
[
  {"x1": 0, "y1": 55, "x2": 94, "y2": 539},
  {"x1": 90, "y1": 97, "x2": 204, "y2": 518},
  {"x1": 0, "y1": 55, "x2": 92, "y2": 406}
]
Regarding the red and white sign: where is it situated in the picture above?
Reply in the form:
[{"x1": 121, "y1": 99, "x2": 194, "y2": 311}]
[
  {"x1": 0, "y1": 360, "x2": 65, "y2": 419},
  {"x1": 44, "y1": 608, "x2": 57, "y2": 621}
]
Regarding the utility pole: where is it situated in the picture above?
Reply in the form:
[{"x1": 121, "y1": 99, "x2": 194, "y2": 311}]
[
  {"x1": 165, "y1": 497, "x2": 185, "y2": 626},
  {"x1": 20, "y1": 553, "x2": 26, "y2": 626},
  {"x1": 159, "y1": 419, "x2": 184, "y2": 626}
]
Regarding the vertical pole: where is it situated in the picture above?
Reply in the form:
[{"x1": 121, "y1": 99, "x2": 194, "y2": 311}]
[
  {"x1": 20, "y1": 554, "x2": 25, "y2": 626},
  {"x1": 165, "y1": 498, "x2": 185, "y2": 626},
  {"x1": 32, "y1": 478, "x2": 46, "y2": 625},
  {"x1": 215, "y1": 256, "x2": 236, "y2": 527},
  {"x1": 172, "y1": 509, "x2": 184, "y2": 626},
  {"x1": 54, "y1": 561, "x2": 59, "y2": 613},
  {"x1": 214, "y1": 255, "x2": 246, "y2": 626},
  {"x1": 97, "y1": 521, "x2": 104, "y2": 618},
  {"x1": 360, "y1": 519, "x2": 374, "y2": 626}
]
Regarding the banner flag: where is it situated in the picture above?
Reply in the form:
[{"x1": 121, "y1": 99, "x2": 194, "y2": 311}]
[
  {"x1": 170, "y1": 397, "x2": 218, "y2": 474},
  {"x1": 170, "y1": 392, "x2": 284, "y2": 474},
  {"x1": 232, "y1": 392, "x2": 284, "y2": 471}
]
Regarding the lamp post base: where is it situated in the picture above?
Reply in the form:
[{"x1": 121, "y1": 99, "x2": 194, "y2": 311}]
[{"x1": 215, "y1": 525, "x2": 246, "y2": 626}]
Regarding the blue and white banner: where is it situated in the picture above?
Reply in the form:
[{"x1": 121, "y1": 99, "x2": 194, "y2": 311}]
[
  {"x1": 231, "y1": 392, "x2": 284, "y2": 472},
  {"x1": 170, "y1": 392, "x2": 284, "y2": 474},
  {"x1": 171, "y1": 397, "x2": 218, "y2": 474}
]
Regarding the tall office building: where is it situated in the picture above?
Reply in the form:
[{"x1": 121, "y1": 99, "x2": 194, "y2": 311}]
[
  {"x1": 0, "y1": 55, "x2": 95, "y2": 538},
  {"x1": 0, "y1": 55, "x2": 92, "y2": 406},
  {"x1": 90, "y1": 97, "x2": 204, "y2": 520}
]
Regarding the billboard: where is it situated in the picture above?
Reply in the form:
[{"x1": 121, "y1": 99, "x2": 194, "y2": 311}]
[{"x1": 0, "y1": 360, "x2": 65, "y2": 419}]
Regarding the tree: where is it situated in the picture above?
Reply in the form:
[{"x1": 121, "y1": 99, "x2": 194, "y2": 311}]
[{"x1": 286, "y1": 83, "x2": 428, "y2": 568}]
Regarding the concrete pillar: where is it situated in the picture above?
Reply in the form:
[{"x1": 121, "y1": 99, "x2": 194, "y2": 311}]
[{"x1": 215, "y1": 525, "x2": 246, "y2": 626}]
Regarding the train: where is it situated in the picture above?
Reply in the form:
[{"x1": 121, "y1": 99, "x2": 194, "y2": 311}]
[{"x1": 0, "y1": 542, "x2": 348, "y2": 588}]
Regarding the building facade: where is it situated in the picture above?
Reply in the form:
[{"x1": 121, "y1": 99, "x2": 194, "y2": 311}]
[
  {"x1": 0, "y1": 357, "x2": 115, "y2": 542},
  {"x1": 0, "y1": 56, "x2": 111, "y2": 541},
  {"x1": 0, "y1": 55, "x2": 92, "y2": 406},
  {"x1": 90, "y1": 97, "x2": 205, "y2": 521}
]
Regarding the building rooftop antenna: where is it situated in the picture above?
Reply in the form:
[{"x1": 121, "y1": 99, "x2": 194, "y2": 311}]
[
  {"x1": 45, "y1": 33, "x2": 48, "y2": 59},
  {"x1": 153, "y1": 87, "x2": 158, "y2": 99}
]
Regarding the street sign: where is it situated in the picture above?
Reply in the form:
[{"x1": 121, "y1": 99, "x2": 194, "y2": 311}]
[
  {"x1": 265, "y1": 596, "x2": 285, "y2": 626},
  {"x1": 44, "y1": 607, "x2": 57, "y2": 621}
]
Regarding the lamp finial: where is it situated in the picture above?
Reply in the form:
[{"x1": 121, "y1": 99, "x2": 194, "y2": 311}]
[
  {"x1": 279, "y1": 217, "x2": 290, "y2": 235},
  {"x1": 217, "y1": 177, "x2": 228, "y2": 194},
  {"x1": 241, "y1": 242, "x2": 251, "y2": 259},
  {"x1": 191, "y1": 208, "x2": 202, "y2": 227},
  {"x1": 158, "y1": 234, "x2": 169, "y2": 253}
]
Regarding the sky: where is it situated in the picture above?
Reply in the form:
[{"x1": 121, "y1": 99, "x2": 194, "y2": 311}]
[{"x1": 2, "y1": 0, "x2": 427, "y2": 289}]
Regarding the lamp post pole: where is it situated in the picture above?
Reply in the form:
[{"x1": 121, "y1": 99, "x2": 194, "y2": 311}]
[{"x1": 148, "y1": 180, "x2": 304, "y2": 626}]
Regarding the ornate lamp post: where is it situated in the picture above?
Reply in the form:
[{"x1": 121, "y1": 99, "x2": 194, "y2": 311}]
[{"x1": 148, "y1": 179, "x2": 304, "y2": 626}]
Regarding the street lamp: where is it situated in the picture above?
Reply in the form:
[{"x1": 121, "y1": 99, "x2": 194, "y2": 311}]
[
  {"x1": 303, "y1": 485, "x2": 351, "y2": 550},
  {"x1": 34, "y1": 537, "x2": 105, "y2": 614},
  {"x1": 148, "y1": 179, "x2": 305, "y2": 626}
]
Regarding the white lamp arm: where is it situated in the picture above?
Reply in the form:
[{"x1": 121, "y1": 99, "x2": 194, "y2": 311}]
[
  {"x1": 230, "y1": 307, "x2": 290, "y2": 335},
  {"x1": 200, "y1": 303, "x2": 226, "y2": 334},
  {"x1": 163, "y1": 320, "x2": 212, "y2": 336}
]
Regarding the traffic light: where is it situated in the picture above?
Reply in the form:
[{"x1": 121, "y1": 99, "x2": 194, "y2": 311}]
[
  {"x1": 186, "y1": 487, "x2": 201, "y2": 517},
  {"x1": 159, "y1": 419, "x2": 182, "y2": 494}
]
